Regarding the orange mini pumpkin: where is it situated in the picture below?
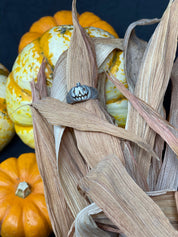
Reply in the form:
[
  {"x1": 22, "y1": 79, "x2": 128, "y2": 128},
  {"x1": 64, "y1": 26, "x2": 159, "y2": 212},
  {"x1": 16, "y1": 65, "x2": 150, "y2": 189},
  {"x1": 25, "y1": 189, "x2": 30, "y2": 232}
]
[
  {"x1": 18, "y1": 10, "x2": 118, "y2": 52},
  {"x1": 0, "y1": 153, "x2": 52, "y2": 237}
]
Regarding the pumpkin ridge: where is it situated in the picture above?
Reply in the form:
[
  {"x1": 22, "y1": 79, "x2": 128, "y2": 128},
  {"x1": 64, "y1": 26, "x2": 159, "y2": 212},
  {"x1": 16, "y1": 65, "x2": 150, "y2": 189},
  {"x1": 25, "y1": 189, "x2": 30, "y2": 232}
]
[
  {"x1": 17, "y1": 153, "x2": 37, "y2": 181},
  {"x1": 29, "y1": 16, "x2": 57, "y2": 35},
  {"x1": 106, "y1": 96, "x2": 127, "y2": 104},
  {"x1": 18, "y1": 32, "x2": 42, "y2": 53},
  {"x1": 6, "y1": 72, "x2": 31, "y2": 125},
  {"x1": 7, "y1": 73, "x2": 32, "y2": 110},
  {"x1": 81, "y1": 19, "x2": 103, "y2": 27},
  {"x1": 22, "y1": 199, "x2": 51, "y2": 236},
  {"x1": 0, "y1": 169, "x2": 17, "y2": 185},
  {"x1": 36, "y1": 36, "x2": 55, "y2": 86},
  {"x1": 33, "y1": 199, "x2": 49, "y2": 229},
  {"x1": 16, "y1": 154, "x2": 42, "y2": 189},
  {"x1": 38, "y1": 31, "x2": 54, "y2": 68},
  {"x1": 84, "y1": 19, "x2": 102, "y2": 27},
  {"x1": 0, "y1": 188, "x2": 14, "y2": 203},
  {"x1": 0, "y1": 158, "x2": 20, "y2": 183},
  {"x1": 0, "y1": 203, "x2": 11, "y2": 226},
  {"x1": 52, "y1": 14, "x2": 58, "y2": 26},
  {"x1": 1, "y1": 200, "x2": 24, "y2": 237},
  {"x1": 30, "y1": 176, "x2": 43, "y2": 187},
  {"x1": 0, "y1": 197, "x2": 21, "y2": 229},
  {"x1": 53, "y1": 10, "x2": 74, "y2": 26},
  {"x1": 0, "y1": 64, "x2": 15, "y2": 152},
  {"x1": 21, "y1": 205, "x2": 26, "y2": 237},
  {"x1": 14, "y1": 124, "x2": 34, "y2": 149},
  {"x1": 24, "y1": 168, "x2": 42, "y2": 186},
  {"x1": 11, "y1": 72, "x2": 32, "y2": 97}
]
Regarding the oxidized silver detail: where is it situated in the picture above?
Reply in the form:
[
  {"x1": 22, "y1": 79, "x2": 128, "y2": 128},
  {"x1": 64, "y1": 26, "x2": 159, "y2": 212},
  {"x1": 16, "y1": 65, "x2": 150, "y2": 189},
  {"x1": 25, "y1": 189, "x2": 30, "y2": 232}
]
[{"x1": 66, "y1": 82, "x2": 98, "y2": 104}]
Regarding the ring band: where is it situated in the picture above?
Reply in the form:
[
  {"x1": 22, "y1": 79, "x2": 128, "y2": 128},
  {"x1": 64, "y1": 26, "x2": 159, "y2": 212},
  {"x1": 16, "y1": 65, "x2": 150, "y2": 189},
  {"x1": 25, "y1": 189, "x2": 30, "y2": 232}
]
[{"x1": 66, "y1": 82, "x2": 98, "y2": 104}]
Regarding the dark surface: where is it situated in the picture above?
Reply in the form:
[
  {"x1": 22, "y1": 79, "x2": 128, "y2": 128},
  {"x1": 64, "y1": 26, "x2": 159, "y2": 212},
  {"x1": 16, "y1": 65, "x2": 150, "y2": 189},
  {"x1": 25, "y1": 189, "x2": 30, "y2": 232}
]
[{"x1": 0, "y1": 1, "x2": 170, "y2": 236}]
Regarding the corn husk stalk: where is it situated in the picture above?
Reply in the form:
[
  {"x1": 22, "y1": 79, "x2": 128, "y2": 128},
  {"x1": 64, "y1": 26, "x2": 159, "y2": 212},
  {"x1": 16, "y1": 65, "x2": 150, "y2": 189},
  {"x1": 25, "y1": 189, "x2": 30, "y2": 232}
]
[
  {"x1": 79, "y1": 155, "x2": 178, "y2": 237},
  {"x1": 155, "y1": 58, "x2": 178, "y2": 190},
  {"x1": 31, "y1": 61, "x2": 74, "y2": 236},
  {"x1": 70, "y1": 203, "x2": 112, "y2": 237},
  {"x1": 123, "y1": 18, "x2": 159, "y2": 92},
  {"x1": 122, "y1": 0, "x2": 178, "y2": 190},
  {"x1": 30, "y1": 0, "x2": 178, "y2": 236},
  {"x1": 148, "y1": 191, "x2": 178, "y2": 230}
]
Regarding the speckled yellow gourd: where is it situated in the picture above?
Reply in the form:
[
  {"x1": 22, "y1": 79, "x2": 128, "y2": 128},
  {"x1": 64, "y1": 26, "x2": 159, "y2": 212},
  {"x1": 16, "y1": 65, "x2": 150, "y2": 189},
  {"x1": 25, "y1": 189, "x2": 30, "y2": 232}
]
[
  {"x1": 0, "y1": 64, "x2": 15, "y2": 151},
  {"x1": 6, "y1": 26, "x2": 128, "y2": 148}
]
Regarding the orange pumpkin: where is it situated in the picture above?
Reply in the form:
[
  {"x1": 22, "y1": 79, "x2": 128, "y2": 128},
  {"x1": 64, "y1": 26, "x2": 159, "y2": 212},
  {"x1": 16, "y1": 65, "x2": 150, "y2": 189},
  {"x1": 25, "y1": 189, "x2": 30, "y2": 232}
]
[
  {"x1": 18, "y1": 10, "x2": 118, "y2": 52},
  {"x1": 0, "y1": 153, "x2": 52, "y2": 237}
]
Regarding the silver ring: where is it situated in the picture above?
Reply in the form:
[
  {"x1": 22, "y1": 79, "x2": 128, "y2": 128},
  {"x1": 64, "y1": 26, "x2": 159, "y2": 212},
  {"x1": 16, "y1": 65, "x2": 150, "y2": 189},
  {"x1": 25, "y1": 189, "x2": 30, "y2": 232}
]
[{"x1": 66, "y1": 82, "x2": 98, "y2": 104}]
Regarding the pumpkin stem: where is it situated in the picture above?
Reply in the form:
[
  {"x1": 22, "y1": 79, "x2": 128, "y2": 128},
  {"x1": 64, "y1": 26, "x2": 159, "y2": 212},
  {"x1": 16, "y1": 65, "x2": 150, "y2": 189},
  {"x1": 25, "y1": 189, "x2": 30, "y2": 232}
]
[{"x1": 15, "y1": 181, "x2": 31, "y2": 198}]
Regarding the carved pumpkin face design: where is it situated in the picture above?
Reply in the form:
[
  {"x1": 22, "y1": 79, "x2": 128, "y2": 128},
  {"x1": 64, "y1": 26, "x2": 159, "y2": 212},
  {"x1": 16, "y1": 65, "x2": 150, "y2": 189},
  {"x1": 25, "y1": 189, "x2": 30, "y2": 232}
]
[
  {"x1": 66, "y1": 82, "x2": 98, "y2": 104},
  {"x1": 70, "y1": 83, "x2": 91, "y2": 102}
]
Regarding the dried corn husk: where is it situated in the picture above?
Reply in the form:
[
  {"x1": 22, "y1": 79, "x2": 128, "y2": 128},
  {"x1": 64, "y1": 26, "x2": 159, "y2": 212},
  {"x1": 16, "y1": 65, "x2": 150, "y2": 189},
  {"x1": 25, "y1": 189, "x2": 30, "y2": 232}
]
[
  {"x1": 33, "y1": 97, "x2": 158, "y2": 160},
  {"x1": 79, "y1": 155, "x2": 178, "y2": 237},
  {"x1": 123, "y1": 18, "x2": 159, "y2": 92},
  {"x1": 58, "y1": 128, "x2": 89, "y2": 217},
  {"x1": 108, "y1": 73, "x2": 178, "y2": 157},
  {"x1": 31, "y1": 62, "x2": 74, "y2": 236},
  {"x1": 30, "y1": 0, "x2": 178, "y2": 236},
  {"x1": 30, "y1": 3, "x2": 129, "y2": 233},
  {"x1": 156, "y1": 58, "x2": 178, "y2": 190},
  {"x1": 72, "y1": 203, "x2": 111, "y2": 237},
  {"x1": 121, "y1": 0, "x2": 178, "y2": 189},
  {"x1": 64, "y1": 0, "x2": 125, "y2": 169},
  {"x1": 32, "y1": 63, "x2": 90, "y2": 226},
  {"x1": 148, "y1": 191, "x2": 178, "y2": 230},
  {"x1": 50, "y1": 50, "x2": 67, "y2": 162}
]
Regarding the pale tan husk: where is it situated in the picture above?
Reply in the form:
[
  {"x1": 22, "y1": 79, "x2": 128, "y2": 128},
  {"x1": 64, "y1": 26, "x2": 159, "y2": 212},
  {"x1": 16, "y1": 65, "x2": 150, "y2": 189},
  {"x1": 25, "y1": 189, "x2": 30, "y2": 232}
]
[{"x1": 30, "y1": 0, "x2": 178, "y2": 236}]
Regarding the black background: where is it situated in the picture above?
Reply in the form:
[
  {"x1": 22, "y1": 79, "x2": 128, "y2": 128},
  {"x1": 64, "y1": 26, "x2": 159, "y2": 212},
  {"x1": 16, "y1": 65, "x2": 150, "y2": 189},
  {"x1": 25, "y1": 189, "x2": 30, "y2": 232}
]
[
  {"x1": 0, "y1": 0, "x2": 171, "y2": 236},
  {"x1": 0, "y1": 0, "x2": 169, "y2": 159}
]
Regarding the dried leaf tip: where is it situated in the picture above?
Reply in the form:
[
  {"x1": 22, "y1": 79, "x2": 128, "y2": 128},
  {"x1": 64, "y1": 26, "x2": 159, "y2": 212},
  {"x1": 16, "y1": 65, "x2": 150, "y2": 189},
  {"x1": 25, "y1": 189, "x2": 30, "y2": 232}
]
[
  {"x1": 31, "y1": 59, "x2": 47, "y2": 103},
  {"x1": 66, "y1": 0, "x2": 98, "y2": 89},
  {"x1": 108, "y1": 72, "x2": 178, "y2": 157},
  {"x1": 72, "y1": 0, "x2": 78, "y2": 27}
]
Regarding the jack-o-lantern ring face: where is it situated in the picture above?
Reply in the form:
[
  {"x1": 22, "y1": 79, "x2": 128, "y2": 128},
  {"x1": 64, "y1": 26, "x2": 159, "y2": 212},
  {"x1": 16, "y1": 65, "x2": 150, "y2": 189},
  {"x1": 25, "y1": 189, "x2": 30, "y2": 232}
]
[
  {"x1": 71, "y1": 83, "x2": 91, "y2": 102},
  {"x1": 66, "y1": 82, "x2": 98, "y2": 104}
]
